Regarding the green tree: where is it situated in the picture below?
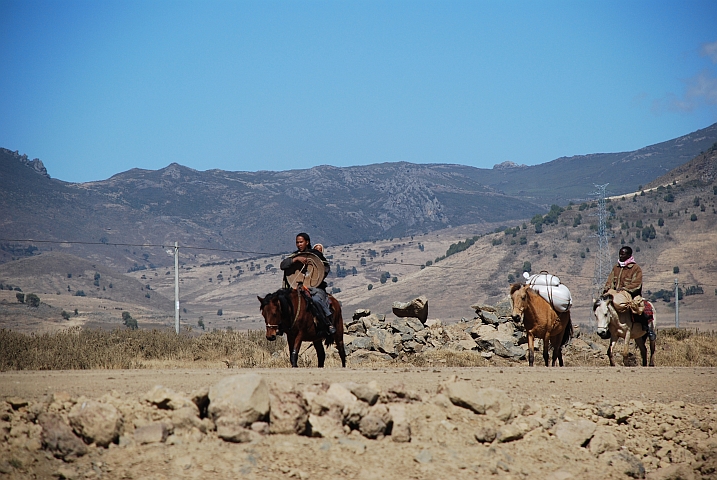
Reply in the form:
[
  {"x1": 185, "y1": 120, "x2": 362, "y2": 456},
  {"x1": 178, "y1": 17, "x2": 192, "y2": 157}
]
[
  {"x1": 16, "y1": 292, "x2": 25, "y2": 304},
  {"x1": 673, "y1": 266, "x2": 680, "y2": 274},
  {"x1": 25, "y1": 293, "x2": 40, "y2": 308},
  {"x1": 61, "y1": 310, "x2": 71, "y2": 320},
  {"x1": 690, "y1": 213, "x2": 697, "y2": 221},
  {"x1": 522, "y1": 261, "x2": 532, "y2": 273},
  {"x1": 122, "y1": 311, "x2": 138, "y2": 330}
]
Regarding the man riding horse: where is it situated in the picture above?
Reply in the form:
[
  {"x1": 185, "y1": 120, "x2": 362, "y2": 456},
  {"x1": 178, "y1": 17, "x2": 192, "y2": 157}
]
[
  {"x1": 603, "y1": 246, "x2": 655, "y2": 341},
  {"x1": 280, "y1": 232, "x2": 336, "y2": 335}
]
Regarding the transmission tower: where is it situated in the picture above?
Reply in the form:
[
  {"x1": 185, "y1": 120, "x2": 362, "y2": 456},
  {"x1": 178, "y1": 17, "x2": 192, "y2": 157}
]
[{"x1": 588, "y1": 183, "x2": 614, "y2": 326}]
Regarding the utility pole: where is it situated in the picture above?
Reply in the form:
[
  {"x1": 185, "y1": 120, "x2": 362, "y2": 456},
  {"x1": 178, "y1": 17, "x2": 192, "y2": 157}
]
[
  {"x1": 674, "y1": 278, "x2": 679, "y2": 328},
  {"x1": 174, "y1": 242, "x2": 180, "y2": 334}
]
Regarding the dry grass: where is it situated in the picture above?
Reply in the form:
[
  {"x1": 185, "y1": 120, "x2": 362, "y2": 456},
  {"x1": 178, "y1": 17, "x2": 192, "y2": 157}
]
[
  {"x1": 1, "y1": 327, "x2": 716, "y2": 370},
  {"x1": 562, "y1": 329, "x2": 717, "y2": 367},
  {"x1": 0, "y1": 327, "x2": 287, "y2": 370}
]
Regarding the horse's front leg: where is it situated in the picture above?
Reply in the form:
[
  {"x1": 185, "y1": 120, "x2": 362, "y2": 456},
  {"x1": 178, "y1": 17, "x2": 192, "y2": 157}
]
[
  {"x1": 314, "y1": 340, "x2": 326, "y2": 368},
  {"x1": 636, "y1": 336, "x2": 648, "y2": 367},
  {"x1": 622, "y1": 329, "x2": 631, "y2": 365},
  {"x1": 289, "y1": 333, "x2": 303, "y2": 368},
  {"x1": 607, "y1": 337, "x2": 616, "y2": 366},
  {"x1": 527, "y1": 332, "x2": 535, "y2": 367}
]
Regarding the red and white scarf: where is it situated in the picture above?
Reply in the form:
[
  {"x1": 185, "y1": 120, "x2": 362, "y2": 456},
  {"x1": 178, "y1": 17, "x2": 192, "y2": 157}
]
[{"x1": 618, "y1": 256, "x2": 636, "y2": 267}]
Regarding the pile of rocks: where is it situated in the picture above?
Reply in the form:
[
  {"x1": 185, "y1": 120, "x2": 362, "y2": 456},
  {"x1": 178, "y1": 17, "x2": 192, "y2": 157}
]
[
  {"x1": 1, "y1": 374, "x2": 416, "y2": 461},
  {"x1": 343, "y1": 296, "x2": 529, "y2": 361}
]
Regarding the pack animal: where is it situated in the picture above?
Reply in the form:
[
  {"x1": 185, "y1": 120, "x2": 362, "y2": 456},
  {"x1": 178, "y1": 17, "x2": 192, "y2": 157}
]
[
  {"x1": 510, "y1": 284, "x2": 573, "y2": 367},
  {"x1": 258, "y1": 288, "x2": 346, "y2": 368},
  {"x1": 593, "y1": 294, "x2": 655, "y2": 367}
]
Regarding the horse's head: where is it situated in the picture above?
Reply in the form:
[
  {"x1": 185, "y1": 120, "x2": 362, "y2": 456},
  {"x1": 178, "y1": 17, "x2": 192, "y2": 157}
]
[
  {"x1": 510, "y1": 283, "x2": 528, "y2": 322},
  {"x1": 258, "y1": 293, "x2": 283, "y2": 341},
  {"x1": 593, "y1": 294, "x2": 613, "y2": 339}
]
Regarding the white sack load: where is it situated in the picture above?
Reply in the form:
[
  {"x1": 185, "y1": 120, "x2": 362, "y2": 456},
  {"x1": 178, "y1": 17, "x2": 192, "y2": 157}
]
[
  {"x1": 522, "y1": 272, "x2": 572, "y2": 312},
  {"x1": 522, "y1": 271, "x2": 561, "y2": 286}
]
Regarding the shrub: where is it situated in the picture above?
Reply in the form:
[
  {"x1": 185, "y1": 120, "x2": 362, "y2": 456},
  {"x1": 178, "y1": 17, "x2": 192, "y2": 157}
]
[
  {"x1": 217, "y1": 309, "x2": 223, "y2": 316},
  {"x1": 61, "y1": 311, "x2": 71, "y2": 320},
  {"x1": 198, "y1": 317, "x2": 205, "y2": 330},
  {"x1": 664, "y1": 193, "x2": 675, "y2": 202},
  {"x1": 491, "y1": 238, "x2": 503, "y2": 246},
  {"x1": 25, "y1": 293, "x2": 40, "y2": 308},
  {"x1": 658, "y1": 218, "x2": 664, "y2": 227},
  {"x1": 367, "y1": 284, "x2": 373, "y2": 291},
  {"x1": 522, "y1": 261, "x2": 532, "y2": 273},
  {"x1": 690, "y1": 214, "x2": 697, "y2": 221},
  {"x1": 391, "y1": 277, "x2": 398, "y2": 283},
  {"x1": 74, "y1": 290, "x2": 86, "y2": 297},
  {"x1": 16, "y1": 293, "x2": 25, "y2": 304},
  {"x1": 673, "y1": 266, "x2": 680, "y2": 274}
]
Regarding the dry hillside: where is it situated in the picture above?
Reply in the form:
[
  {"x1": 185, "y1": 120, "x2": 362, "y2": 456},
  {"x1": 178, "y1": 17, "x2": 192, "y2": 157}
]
[{"x1": 1, "y1": 149, "x2": 715, "y2": 333}]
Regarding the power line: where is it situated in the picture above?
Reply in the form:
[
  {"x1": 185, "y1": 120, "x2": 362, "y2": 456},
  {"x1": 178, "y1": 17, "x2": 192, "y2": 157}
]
[
  {"x1": 0, "y1": 238, "x2": 280, "y2": 257},
  {"x1": 2, "y1": 237, "x2": 716, "y2": 286}
]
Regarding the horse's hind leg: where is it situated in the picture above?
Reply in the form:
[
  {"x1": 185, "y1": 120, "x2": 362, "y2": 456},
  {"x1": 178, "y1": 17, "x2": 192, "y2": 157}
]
[
  {"x1": 542, "y1": 338, "x2": 550, "y2": 367},
  {"x1": 335, "y1": 336, "x2": 346, "y2": 368},
  {"x1": 314, "y1": 340, "x2": 326, "y2": 368},
  {"x1": 636, "y1": 336, "x2": 648, "y2": 367},
  {"x1": 551, "y1": 338, "x2": 564, "y2": 366},
  {"x1": 649, "y1": 338, "x2": 655, "y2": 367}
]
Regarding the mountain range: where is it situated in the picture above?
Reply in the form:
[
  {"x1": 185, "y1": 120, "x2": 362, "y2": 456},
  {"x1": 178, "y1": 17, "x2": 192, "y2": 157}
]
[{"x1": 1, "y1": 122, "x2": 716, "y2": 272}]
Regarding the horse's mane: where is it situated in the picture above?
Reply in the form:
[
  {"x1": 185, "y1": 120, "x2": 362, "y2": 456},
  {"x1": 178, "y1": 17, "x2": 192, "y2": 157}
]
[
  {"x1": 510, "y1": 283, "x2": 523, "y2": 295},
  {"x1": 260, "y1": 288, "x2": 295, "y2": 325}
]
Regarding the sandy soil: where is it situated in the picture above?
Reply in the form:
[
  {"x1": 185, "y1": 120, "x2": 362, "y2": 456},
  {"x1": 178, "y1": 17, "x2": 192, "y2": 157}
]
[{"x1": 2, "y1": 366, "x2": 716, "y2": 407}]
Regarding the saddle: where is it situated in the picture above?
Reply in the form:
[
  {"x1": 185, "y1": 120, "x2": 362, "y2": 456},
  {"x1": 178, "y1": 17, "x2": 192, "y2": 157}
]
[
  {"x1": 632, "y1": 301, "x2": 654, "y2": 329},
  {"x1": 298, "y1": 286, "x2": 333, "y2": 333}
]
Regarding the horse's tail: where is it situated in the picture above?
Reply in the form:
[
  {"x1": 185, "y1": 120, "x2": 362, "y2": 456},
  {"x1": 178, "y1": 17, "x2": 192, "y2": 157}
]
[
  {"x1": 561, "y1": 313, "x2": 573, "y2": 348},
  {"x1": 324, "y1": 296, "x2": 342, "y2": 347}
]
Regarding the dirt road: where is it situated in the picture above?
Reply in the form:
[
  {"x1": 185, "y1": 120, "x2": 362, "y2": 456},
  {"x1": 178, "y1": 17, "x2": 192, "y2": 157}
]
[{"x1": 2, "y1": 366, "x2": 716, "y2": 405}]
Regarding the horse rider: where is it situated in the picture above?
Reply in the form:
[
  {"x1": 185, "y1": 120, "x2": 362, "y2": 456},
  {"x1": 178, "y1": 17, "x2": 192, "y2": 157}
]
[
  {"x1": 604, "y1": 246, "x2": 642, "y2": 298},
  {"x1": 603, "y1": 246, "x2": 655, "y2": 341},
  {"x1": 280, "y1": 232, "x2": 336, "y2": 335}
]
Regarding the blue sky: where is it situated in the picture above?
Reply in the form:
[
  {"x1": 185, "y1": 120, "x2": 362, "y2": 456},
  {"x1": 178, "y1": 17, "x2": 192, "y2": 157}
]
[{"x1": 1, "y1": 1, "x2": 716, "y2": 183}]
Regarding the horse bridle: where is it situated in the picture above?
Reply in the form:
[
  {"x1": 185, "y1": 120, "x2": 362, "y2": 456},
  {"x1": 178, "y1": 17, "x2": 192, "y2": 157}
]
[{"x1": 263, "y1": 291, "x2": 302, "y2": 329}]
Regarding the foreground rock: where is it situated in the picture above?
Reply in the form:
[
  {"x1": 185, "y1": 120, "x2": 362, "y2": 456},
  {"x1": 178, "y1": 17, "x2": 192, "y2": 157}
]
[{"x1": 1, "y1": 374, "x2": 715, "y2": 479}]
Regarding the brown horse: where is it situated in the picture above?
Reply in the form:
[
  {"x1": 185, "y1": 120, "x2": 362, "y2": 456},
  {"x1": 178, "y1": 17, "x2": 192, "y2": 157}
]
[
  {"x1": 510, "y1": 284, "x2": 573, "y2": 367},
  {"x1": 258, "y1": 288, "x2": 346, "y2": 368},
  {"x1": 593, "y1": 294, "x2": 656, "y2": 367}
]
